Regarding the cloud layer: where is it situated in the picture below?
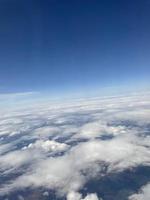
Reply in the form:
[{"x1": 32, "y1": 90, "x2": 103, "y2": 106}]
[{"x1": 0, "y1": 93, "x2": 150, "y2": 199}]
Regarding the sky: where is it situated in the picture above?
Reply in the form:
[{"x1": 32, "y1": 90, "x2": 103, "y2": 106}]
[{"x1": 0, "y1": 0, "x2": 150, "y2": 98}]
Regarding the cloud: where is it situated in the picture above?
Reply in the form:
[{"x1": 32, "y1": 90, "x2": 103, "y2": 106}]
[
  {"x1": 0, "y1": 92, "x2": 36, "y2": 99},
  {"x1": 0, "y1": 149, "x2": 36, "y2": 171},
  {"x1": 67, "y1": 191, "x2": 101, "y2": 200},
  {"x1": 32, "y1": 126, "x2": 61, "y2": 139},
  {"x1": 1, "y1": 134, "x2": 150, "y2": 196},
  {"x1": 22, "y1": 139, "x2": 69, "y2": 153},
  {"x1": 0, "y1": 92, "x2": 150, "y2": 199},
  {"x1": 17, "y1": 195, "x2": 24, "y2": 200},
  {"x1": 74, "y1": 121, "x2": 126, "y2": 139},
  {"x1": 128, "y1": 183, "x2": 150, "y2": 200}
]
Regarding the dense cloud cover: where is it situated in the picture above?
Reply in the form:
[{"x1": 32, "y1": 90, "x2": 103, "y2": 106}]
[{"x1": 0, "y1": 93, "x2": 150, "y2": 200}]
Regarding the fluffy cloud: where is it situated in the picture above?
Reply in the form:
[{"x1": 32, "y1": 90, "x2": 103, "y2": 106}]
[
  {"x1": 129, "y1": 183, "x2": 150, "y2": 200},
  {"x1": 0, "y1": 92, "x2": 150, "y2": 199},
  {"x1": 74, "y1": 121, "x2": 126, "y2": 139},
  {"x1": 22, "y1": 139, "x2": 69, "y2": 153},
  {"x1": 1, "y1": 134, "x2": 150, "y2": 196},
  {"x1": 32, "y1": 126, "x2": 61, "y2": 139},
  {"x1": 67, "y1": 191, "x2": 101, "y2": 200}
]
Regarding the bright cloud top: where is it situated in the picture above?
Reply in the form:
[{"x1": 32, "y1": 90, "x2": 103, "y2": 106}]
[
  {"x1": 0, "y1": 93, "x2": 150, "y2": 199},
  {"x1": 129, "y1": 183, "x2": 150, "y2": 200}
]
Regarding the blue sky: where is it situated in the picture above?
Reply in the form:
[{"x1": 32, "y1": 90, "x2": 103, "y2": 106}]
[{"x1": 0, "y1": 0, "x2": 150, "y2": 98}]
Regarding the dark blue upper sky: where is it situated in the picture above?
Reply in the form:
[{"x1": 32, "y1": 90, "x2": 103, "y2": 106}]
[{"x1": 0, "y1": 0, "x2": 150, "y2": 97}]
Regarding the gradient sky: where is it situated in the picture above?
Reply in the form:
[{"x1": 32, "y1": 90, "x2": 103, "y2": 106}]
[{"x1": 0, "y1": 0, "x2": 150, "y2": 97}]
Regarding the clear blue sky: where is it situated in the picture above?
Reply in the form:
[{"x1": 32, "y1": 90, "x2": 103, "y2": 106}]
[{"x1": 0, "y1": 0, "x2": 150, "y2": 97}]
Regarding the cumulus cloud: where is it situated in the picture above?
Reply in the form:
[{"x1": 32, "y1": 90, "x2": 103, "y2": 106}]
[
  {"x1": 67, "y1": 191, "x2": 101, "y2": 200},
  {"x1": 1, "y1": 135, "x2": 150, "y2": 196},
  {"x1": 74, "y1": 121, "x2": 126, "y2": 139},
  {"x1": 0, "y1": 92, "x2": 150, "y2": 199},
  {"x1": 0, "y1": 149, "x2": 37, "y2": 171},
  {"x1": 129, "y1": 183, "x2": 150, "y2": 200},
  {"x1": 22, "y1": 139, "x2": 69, "y2": 153}
]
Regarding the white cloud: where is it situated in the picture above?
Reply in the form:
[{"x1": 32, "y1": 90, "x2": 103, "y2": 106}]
[
  {"x1": 0, "y1": 92, "x2": 150, "y2": 199},
  {"x1": 22, "y1": 139, "x2": 69, "y2": 153},
  {"x1": 0, "y1": 92, "x2": 36, "y2": 99},
  {"x1": 129, "y1": 183, "x2": 150, "y2": 200},
  {"x1": 1, "y1": 135, "x2": 149, "y2": 195},
  {"x1": 43, "y1": 191, "x2": 49, "y2": 196},
  {"x1": 67, "y1": 191, "x2": 82, "y2": 200},
  {"x1": 74, "y1": 121, "x2": 126, "y2": 139},
  {"x1": 67, "y1": 191, "x2": 101, "y2": 200},
  {"x1": 32, "y1": 126, "x2": 61, "y2": 139},
  {"x1": 0, "y1": 150, "x2": 37, "y2": 171}
]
